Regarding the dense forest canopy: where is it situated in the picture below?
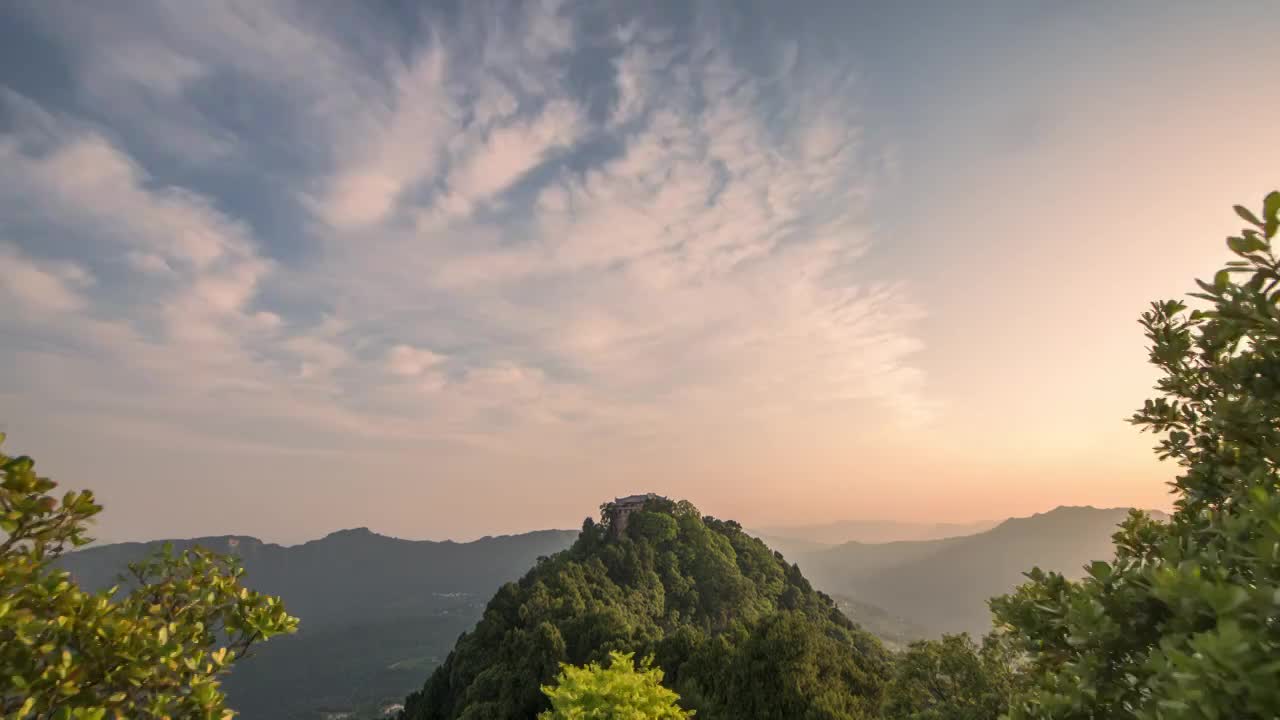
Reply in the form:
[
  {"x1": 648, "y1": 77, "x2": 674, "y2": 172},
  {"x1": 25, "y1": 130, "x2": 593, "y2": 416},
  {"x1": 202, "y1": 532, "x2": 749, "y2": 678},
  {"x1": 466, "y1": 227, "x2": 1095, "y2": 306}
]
[{"x1": 401, "y1": 496, "x2": 892, "y2": 720}]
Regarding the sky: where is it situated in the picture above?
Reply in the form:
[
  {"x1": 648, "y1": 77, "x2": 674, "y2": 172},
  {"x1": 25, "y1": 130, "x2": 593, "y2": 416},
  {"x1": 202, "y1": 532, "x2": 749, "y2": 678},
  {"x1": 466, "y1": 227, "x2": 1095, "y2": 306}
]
[{"x1": 1, "y1": 1, "x2": 1278, "y2": 544}]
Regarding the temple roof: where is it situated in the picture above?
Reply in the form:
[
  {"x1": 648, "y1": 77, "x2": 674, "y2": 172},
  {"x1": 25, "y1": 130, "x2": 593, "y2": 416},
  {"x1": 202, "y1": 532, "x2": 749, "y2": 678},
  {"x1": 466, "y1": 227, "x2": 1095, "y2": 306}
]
[{"x1": 613, "y1": 493, "x2": 659, "y2": 506}]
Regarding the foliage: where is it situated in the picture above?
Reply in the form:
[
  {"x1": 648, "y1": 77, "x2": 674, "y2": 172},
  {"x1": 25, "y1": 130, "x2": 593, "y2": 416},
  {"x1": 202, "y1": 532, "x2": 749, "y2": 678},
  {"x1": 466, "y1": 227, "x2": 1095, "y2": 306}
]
[
  {"x1": 0, "y1": 435, "x2": 298, "y2": 719},
  {"x1": 990, "y1": 192, "x2": 1280, "y2": 719},
  {"x1": 880, "y1": 634, "x2": 1020, "y2": 720},
  {"x1": 400, "y1": 496, "x2": 890, "y2": 720},
  {"x1": 626, "y1": 512, "x2": 678, "y2": 545},
  {"x1": 537, "y1": 651, "x2": 692, "y2": 720},
  {"x1": 686, "y1": 609, "x2": 888, "y2": 719}
]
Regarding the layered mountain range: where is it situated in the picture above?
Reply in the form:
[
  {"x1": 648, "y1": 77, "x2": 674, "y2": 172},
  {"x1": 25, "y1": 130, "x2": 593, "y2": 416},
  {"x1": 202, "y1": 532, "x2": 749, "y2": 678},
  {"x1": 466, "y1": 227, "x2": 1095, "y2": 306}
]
[{"x1": 58, "y1": 504, "x2": 1163, "y2": 719}]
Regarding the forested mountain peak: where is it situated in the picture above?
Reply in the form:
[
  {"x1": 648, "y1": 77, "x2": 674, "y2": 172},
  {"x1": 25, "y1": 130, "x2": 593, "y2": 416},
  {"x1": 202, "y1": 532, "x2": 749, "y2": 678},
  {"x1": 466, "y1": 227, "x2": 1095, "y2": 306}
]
[{"x1": 401, "y1": 496, "x2": 892, "y2": 719}]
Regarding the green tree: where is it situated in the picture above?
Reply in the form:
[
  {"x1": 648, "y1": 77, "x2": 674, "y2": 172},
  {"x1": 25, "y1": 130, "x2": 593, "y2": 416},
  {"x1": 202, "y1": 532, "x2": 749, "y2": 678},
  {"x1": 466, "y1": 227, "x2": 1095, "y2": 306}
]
[
  {"x1": 990, "y1": 192, "x2": 1280, "y2": 719},
  {"x1": 538, "y1": 651, "x2": 692, "y2": 719},
  {"x1": 694, "y1": 610, "x2": 889, "y2": 720},
  {"x1": 880, "y1": 634, "x2": 1019, "y2": 720},
  {"x1": 0, "y1": 435, "x2": 299, "y2": 719},
  {"x1": 626, "y1": 512, "x2": 678, "y2": 545}
]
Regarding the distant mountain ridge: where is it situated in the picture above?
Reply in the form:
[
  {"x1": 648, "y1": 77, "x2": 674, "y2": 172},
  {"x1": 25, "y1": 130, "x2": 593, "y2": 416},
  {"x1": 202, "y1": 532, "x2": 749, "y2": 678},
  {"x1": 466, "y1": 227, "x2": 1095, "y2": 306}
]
[
  {"x1": 61, "y1": 527, "x2": 579, "y2": 628},
  {"x1": 794, "y1": 505, "x2": 1169, "y2": 636},
  {"x1": 58, "y1": 527, "x2": 580, "y2": 720},
  {"x1": 755, "y1": 517, "x2": 999, "y2": 546}
]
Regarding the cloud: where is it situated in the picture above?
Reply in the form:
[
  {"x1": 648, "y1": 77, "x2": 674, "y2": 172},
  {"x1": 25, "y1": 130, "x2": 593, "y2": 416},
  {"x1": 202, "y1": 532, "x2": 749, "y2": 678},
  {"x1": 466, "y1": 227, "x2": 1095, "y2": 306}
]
[
  {"x1": 11, "y1": 0, "x2": 378, "y2": 166},
  {"x1": 127, "y1": 251, "x2": 172, "y2": 274},
  {"x1": 440, "y1": 98, "x2": 585, "y2": 217},
  {"x1": 0, "y1": 104, "x2": 388, "y2": 449},
  {"x1": 316, "y1": 43, "x2": 455, "y2": 229},
  {"x1": 0, "y1": 243, "x2": 93, "y2": 313},
  {"x1": 0, "y1": 128, "x2": 285, "y2": 402},
  {"x1": 386, "y1": 345, "x2": 446, "y2": 377},
  {"x1": 2, "y1": 130, "x2": 259, "y2": 274},
  {"x1": 0, "y1": 0, "x2": 930, "y2": 469},
  {"x1": 314, "y1": 3, "x2": 585, "y2": 231}
]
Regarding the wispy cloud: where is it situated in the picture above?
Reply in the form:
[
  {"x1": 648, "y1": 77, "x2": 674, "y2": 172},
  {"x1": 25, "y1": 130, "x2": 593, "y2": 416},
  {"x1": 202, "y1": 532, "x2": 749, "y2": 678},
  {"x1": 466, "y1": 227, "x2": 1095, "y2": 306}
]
[{"x1": 0, "y1": 0, "x2": 929, "y2": 537}]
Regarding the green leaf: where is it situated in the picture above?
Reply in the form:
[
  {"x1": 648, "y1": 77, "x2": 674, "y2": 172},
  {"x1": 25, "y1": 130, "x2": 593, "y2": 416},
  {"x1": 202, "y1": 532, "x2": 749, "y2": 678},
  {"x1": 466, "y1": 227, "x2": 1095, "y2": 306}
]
[
  {"x1": 1265, "y1": 191, "x2": 1280, "y2": 238},
  {"x1": 1214, "y1": 269, "x2": 1231, "y2": 290},
  {"x1": 1235, "y1": 204, "x2": 1264, "y2": 228},
  {"x1": 1227, "y1": 234, "x2": 1268, "y2": 256}
]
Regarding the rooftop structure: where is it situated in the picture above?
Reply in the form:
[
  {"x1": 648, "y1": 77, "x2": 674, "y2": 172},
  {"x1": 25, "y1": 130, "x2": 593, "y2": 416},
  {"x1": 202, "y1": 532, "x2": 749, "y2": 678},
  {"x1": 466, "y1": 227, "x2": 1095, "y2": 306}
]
[{"x1": 606, "y1": 493, "x2": 663, "y2": 536}]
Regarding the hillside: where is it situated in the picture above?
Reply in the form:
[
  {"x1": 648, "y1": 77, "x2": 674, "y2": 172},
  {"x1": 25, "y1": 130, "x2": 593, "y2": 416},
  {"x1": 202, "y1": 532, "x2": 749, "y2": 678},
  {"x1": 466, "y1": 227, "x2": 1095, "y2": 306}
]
[
  {"x1": 402, "y1": 497, "x2": 892, "y2": 720},
  {"x1": 796, "y1": 505, "x2": 1168, "y2": 636},
  {"x1": 58, "y1": 528, "x2": 579, "y2": 719}
]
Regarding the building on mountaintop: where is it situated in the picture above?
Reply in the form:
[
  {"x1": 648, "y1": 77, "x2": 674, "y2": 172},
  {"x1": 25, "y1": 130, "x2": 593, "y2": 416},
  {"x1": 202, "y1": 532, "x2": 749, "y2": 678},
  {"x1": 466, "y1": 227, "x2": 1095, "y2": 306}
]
[{"x1": 606, "y1": 493, "x2": 663, "y2": 536}]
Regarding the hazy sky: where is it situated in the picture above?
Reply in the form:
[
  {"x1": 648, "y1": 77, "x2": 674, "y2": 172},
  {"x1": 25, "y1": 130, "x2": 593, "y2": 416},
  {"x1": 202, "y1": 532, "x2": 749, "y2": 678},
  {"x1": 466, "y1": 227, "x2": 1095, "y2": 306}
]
[{"x1": 2, "y1": 1, "x2": 1277, "y2": 544}]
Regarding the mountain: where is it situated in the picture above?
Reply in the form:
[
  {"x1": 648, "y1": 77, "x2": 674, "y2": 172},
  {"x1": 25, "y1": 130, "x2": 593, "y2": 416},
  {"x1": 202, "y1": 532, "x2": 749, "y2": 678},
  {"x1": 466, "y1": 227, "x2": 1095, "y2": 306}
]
[
  {"x1": 401, "y1": 497, "x2": 893, "y2": 720},
  {"x1": 756, "y1": 518, "x2": 999, "y2": 546},
  {"x1": 55, "y1": 504, "x2": 1164, "y2": 717},
  {"x1": 795, "y1": 505, "x2": 1169, "y2": 636},
  {"x1": 57, "y1": 527, "x2": 579, "y2": 719}
]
